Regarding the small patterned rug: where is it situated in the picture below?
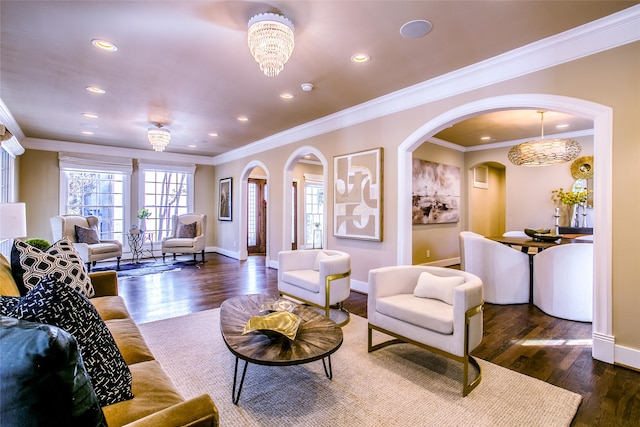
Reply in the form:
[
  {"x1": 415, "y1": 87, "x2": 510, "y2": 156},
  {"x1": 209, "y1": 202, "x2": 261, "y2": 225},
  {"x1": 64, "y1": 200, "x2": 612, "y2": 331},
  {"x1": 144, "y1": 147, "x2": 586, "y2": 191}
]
[
  {"x1": 139, "y1": 309, "x2": 582, "y2": 426},
  {"x1": 91, "y1": 260, "x2": 201, "y2": 278}
]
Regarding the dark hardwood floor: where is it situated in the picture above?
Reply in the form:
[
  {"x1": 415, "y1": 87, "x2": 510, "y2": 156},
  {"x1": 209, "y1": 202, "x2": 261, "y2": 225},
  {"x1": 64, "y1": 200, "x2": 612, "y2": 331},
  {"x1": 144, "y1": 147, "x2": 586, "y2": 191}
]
[{"x1": 115, "y1": 253, "x2": 639, "y2": 427}]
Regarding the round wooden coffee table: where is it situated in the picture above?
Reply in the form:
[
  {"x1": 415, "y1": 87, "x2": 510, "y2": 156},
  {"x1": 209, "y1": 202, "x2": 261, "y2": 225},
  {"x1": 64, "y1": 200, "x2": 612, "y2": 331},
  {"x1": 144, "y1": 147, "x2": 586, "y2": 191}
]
[{"x1": 220, "y1": 294, "x2": 343, "y2": 404}]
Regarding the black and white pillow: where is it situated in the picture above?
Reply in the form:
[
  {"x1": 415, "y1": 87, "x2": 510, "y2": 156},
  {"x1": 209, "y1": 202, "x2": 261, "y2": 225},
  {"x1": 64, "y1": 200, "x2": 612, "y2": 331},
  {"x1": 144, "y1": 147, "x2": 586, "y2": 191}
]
[
  {"x1": 7, "y1": 275, "x2": 134, "y2": 407},
  {"x1": 0, "y1": 295, "x2": 20, "y2": 316},
  {"x1": 10, "y1": 238, "x2": 94, "y2": 297}
]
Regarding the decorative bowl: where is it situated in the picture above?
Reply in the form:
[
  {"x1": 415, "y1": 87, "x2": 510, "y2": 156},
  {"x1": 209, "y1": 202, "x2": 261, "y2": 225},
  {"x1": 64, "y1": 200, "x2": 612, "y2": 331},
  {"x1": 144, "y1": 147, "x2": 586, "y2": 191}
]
[
  {"x1": 524, "y1": 228, "x2": 551, "y2": 238},
  {"x1": 533, "y1": 233, "x2": 562, "y2": 242}
]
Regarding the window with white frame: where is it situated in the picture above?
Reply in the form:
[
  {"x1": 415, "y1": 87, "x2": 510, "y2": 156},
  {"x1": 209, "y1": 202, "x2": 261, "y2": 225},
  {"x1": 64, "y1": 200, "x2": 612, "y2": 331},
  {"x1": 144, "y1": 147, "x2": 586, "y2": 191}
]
[
  {"x1": 304, "y1": 180, "x2": 323, "y2": 248},
  {"x1": 0, "y1": 148, "x2": 15, "y2": 256},
  {"x1": 59, "y1": 154, "x2": 131, "y2": 245},
  {"x1": 138, "y1": 162, "x2": 195, "y2": 242},
  {"x1": 1, "y1": 148, "x2": 10, "y2": 203}
]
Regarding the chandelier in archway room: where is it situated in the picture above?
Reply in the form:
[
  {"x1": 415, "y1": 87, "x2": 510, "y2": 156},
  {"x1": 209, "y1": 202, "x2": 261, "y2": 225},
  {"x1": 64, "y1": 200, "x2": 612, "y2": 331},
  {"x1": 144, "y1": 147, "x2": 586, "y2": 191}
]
[
  {"x1": 508, "y1": 111, "x2": 581, "y2": 166},
  {"x1": 247, "y1": 13, "x2": 295, "y2": 77}
]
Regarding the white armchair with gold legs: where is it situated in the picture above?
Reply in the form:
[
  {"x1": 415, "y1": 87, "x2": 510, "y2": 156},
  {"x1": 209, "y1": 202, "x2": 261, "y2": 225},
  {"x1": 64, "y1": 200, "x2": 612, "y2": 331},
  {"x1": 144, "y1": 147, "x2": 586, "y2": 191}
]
[
  {"x1": 367, "y1": 265, "x2": 484, "y2": 396},
  {"x1": 277, "y1": 249, "x2": 351, "y2": 326}
]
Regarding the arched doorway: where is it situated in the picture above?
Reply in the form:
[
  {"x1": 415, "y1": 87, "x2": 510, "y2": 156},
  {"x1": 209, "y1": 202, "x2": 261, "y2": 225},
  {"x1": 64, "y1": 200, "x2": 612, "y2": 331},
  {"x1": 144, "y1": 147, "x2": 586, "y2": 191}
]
[
  {"x1": 238, "y1": 161, "x2": 270, "y2": 261},
  {"x1": 282, "y1": 147, "x2": 329, "y2": 253},
  {"x1": 397, "y1": 93, "x2": 613, "y2": 364}
]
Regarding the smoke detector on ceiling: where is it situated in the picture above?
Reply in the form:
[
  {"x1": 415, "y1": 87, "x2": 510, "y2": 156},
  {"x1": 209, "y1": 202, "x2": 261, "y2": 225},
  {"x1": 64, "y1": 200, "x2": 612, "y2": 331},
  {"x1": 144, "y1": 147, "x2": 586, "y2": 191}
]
[{"x1": 301, "y1": 83, "x2": 313, "y2": 92}]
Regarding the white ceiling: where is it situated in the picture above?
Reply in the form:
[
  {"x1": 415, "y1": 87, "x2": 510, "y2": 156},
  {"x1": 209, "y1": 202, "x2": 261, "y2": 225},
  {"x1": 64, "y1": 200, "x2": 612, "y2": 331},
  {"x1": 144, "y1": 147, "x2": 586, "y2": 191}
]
[{"x1": 1, "y1": 1, "x2": 635, "y2": 157}]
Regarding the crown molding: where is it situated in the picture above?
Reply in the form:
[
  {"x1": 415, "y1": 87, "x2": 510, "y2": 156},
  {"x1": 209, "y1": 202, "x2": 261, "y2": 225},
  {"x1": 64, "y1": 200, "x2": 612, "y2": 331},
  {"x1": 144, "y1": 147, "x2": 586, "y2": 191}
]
[
  {"x1": 19, "y1": 137, "x2": 217, "y2": 165},
  {"x1": 2, "y1": 6, "x2": 638, "y2": 164},
  {"x1": 212, "y1": 4, "x2": 639, "y2": 165}
]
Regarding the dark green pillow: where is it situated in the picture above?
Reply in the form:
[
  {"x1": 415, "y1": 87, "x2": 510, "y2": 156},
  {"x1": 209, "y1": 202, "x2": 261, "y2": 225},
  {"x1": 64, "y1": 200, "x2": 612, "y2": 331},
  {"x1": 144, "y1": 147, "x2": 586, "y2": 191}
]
[{"x1": 0, "y1": 316, "x2": 107, "y2": 426}]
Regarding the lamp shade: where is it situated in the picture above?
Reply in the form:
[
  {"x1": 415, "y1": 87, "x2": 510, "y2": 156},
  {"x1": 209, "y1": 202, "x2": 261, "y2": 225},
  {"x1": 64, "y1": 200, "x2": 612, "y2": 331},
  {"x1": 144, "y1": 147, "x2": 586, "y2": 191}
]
[{"x1": 0, "y1": 202, "x2": 27, "y2": 239}]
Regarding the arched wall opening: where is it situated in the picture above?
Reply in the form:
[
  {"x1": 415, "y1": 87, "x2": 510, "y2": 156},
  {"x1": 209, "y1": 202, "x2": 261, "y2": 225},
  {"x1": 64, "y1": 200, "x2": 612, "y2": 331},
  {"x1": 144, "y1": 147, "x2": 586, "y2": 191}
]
[
  {"x1": 397, "y1": 93, "x2": 613, "y2": 364},
  {"x1": 238, "y1": 160, "x2": 270, "y2": 261},
  {"x1": 282, "y1": 147, "x2": 329, "y2": 254}
]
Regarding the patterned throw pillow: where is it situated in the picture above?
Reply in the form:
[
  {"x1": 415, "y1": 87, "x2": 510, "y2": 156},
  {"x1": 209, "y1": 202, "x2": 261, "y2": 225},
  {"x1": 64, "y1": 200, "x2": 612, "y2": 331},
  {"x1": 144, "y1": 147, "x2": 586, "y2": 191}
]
[
  {"x1": 75, "y1": 225, "x2": 100, "y2": 245},
  {"x1": 7, "y1": 275, "x2": 134, "y2": 407},
  {"x1": 10, "y1": 239, "x2": 94, "y2": 297},
  {"x1": 0, "y1": 295, "x2": 20, "y2": 316},
  {"x1": 177, "y1": 221, "x2": 197, "y2": 238}
]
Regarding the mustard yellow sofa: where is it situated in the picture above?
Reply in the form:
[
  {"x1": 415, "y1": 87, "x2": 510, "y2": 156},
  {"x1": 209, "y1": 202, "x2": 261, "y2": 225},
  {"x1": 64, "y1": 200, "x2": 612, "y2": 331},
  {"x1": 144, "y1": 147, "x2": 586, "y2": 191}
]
[{"x1": 0, "y1": 254, "x2": 218, "y2": 427}]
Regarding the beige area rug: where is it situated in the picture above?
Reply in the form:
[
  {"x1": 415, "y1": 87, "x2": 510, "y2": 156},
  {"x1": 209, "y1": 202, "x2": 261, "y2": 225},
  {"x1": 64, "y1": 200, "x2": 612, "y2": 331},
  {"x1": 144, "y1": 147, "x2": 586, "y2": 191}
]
[{"x1": 139, "y1": 309, "x2": 581, "y2": 426}]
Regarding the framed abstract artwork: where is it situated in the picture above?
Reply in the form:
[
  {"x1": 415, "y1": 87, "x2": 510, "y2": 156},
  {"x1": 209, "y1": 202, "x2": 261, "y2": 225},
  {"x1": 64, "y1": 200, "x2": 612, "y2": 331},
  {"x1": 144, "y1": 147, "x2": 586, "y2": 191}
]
[
  {"x1": 219, "y1": 177, "x2": 232, "y2": 221},
  {"x1": 333, "y1": 148, "x2": 383, "y2": 241},
  {"x1": 412, "y1": 159, "x2": 460, "y2": 224}
]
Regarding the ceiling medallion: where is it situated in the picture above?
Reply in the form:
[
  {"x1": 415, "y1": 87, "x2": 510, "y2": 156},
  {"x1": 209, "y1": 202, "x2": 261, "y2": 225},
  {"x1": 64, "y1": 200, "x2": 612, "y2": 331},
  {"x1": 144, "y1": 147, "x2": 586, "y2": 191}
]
[
  {"x1": 508, "y1": 111, "x2": 581, "y2": 167},
  {"x1": 147, "y1": 124, "x2": 171, "y2": 152},
  {"x1": 247, "y1": 13, "x2": 295, "y2": 77}
]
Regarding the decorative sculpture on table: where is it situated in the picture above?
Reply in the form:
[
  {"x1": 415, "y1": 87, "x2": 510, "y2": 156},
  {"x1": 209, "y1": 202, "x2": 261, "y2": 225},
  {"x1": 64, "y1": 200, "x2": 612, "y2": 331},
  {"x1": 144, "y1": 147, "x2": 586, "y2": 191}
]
[{"x1": 551, "y1": 187, "x2": 592, "y2": 227}]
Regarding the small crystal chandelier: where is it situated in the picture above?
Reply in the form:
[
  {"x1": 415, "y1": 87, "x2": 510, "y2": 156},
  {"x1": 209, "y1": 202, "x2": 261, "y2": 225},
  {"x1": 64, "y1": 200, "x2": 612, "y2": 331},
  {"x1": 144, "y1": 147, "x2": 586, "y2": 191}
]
[
  {"x1": 247, "y1": 13, "x2": 295, "y2": 77},
  {"x1": 508, "y1": 111, "x2": 581, "y2": 166},
  {"x1": 147, "y1": 124, "x2": 170, "y2": 152}
]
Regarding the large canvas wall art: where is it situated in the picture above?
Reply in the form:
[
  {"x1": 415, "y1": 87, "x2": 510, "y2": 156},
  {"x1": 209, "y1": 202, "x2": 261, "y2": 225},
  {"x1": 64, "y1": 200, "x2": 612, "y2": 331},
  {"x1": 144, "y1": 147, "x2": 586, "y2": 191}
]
[
  {"x1": 334, "y1": 148, "x2": 383, "y2": 241},
  {"x1": 412, "y1": 159, "x2": 460, "y2": 224}
]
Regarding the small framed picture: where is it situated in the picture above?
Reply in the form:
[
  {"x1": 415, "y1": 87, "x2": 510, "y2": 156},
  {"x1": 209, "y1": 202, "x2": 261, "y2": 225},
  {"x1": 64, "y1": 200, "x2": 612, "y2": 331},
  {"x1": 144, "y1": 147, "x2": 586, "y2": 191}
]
[{"x1": 219, "y1": 177, "x2": 232, "y2": 221}]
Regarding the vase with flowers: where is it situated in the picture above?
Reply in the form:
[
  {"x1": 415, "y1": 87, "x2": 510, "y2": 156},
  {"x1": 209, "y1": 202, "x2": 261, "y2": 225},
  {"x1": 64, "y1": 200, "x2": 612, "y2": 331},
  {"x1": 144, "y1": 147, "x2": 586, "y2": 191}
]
[
  {"x1": 551, "y1": 187, "x2": 592, "y2": 227},
  {"x1": 137, "y1": 209, "x2": 152, "y2": 232}
]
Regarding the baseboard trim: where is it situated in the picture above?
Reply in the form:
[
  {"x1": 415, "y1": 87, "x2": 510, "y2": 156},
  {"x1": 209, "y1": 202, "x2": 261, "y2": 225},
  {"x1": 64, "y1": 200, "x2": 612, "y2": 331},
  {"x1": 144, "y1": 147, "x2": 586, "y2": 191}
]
[
  {"x1": 351, "y1": 279, "x2": 368, "y2": 294},
  {"x1": 212, "y1": 247, "x2": 240, "y2": 260},
  {"x1": 418, "y1": 257, "x2": 461, "y2": 267},
  {"x1": 615, "y1": 343, "x2": 640, "y2": 371},
  {"x1": 592, "y1": 332, "x2": 615, "y2": 364}
]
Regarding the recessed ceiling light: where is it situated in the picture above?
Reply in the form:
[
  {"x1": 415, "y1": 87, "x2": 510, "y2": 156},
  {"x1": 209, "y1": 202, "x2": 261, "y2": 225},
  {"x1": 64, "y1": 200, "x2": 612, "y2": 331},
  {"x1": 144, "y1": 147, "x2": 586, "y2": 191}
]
[
  {"x1": 556, "y1": 124, "x2": 569, "y2": 129},
  {"x1": 481, "y1": 136, "x2": 492, "y2": 141},
  {"x1": 280, "y1": 92, "x2": 294, "y2": 100},
  {"x1": 91, "y1": 39, "x2": 118, "y2": 52},
  {"x1": 400, "y1": 20, "x2": 433, "y2": 39},
  {"x1": 237, "y1": 116, "x2": 249, "y2": 122},
  {"x1": 81, "y1": 131, "x2": 94, "y2": 135},
  {"x1": 85, "y1": 86, "x2": 105, "y2": 94},
  {"x1": 82, "y1": 112, "x2": 99, "y2": 119},
  {"x1": 188, "y1": 144, "x2": 197, "y2": 148},
  {"x1": 208, "y1": 132, "x2": 218, "y2": 137},
  {"x1": 351, "y1": 53, "x2": 370, "y2": 63}
]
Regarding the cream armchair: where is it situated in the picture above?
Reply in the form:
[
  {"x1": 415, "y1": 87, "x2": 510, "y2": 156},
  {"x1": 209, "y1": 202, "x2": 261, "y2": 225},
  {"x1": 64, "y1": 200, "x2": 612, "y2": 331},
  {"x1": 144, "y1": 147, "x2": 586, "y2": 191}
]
[
  {"x1": 278, "y1": 249, "x2": 351, "y2": 325},
  {"x1": 533, "y1": 243, "x2": 593, "y2": 322},
  {"x1": 459, "y1": 231, "x2": 530, "y2": 304},
  {"x1": 161, "y1": 213, "x2": 207, "y2": 263},
  {"x1": 50, "y1": 215, "x2": 122, "y2": 272},
  {"x1": 367, "y1": 265, "x2": 484, "y2": 396}
]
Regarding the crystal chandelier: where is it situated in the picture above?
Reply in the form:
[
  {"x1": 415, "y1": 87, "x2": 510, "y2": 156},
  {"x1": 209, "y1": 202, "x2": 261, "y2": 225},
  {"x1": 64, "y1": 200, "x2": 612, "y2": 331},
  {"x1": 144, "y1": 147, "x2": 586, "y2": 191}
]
[
  {"x1": 247, "y1": 13, "x2": 295, "y2": 77},
  {"x1": 147, "y1": 124, "x2": 170, "y2": 152},
  {"x1": 508, "y1": 111, "x2": 581, "y2": 166}
]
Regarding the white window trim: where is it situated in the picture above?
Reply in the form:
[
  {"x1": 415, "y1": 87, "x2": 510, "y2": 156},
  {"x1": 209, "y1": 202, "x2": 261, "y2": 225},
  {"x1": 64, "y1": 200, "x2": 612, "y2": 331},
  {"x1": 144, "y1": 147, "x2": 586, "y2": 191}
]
[
  {"x1": 58, "y1": 153, "x2": 132, "y2": 220},
  {"x1": 137, "y1": 161, "x2": 196, "y2": 214}
]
